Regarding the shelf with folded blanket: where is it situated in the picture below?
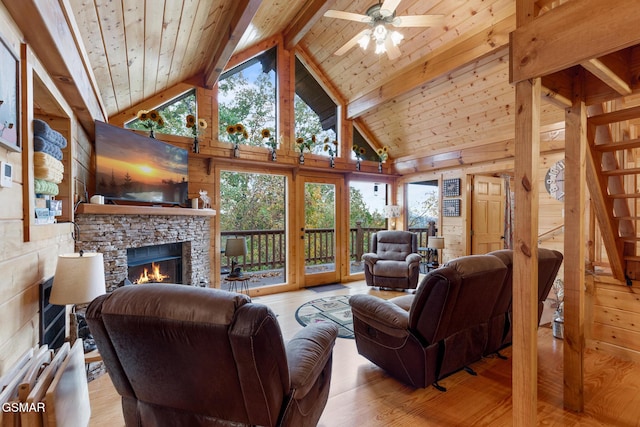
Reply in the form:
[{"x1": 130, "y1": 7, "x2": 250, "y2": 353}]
[{"x1": 24, "y1": 116, "x2": 73, "y2": 241}]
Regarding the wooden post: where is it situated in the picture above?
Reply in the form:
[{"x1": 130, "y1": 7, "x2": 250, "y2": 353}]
[
  {"x1": 563, "y1": 69, "x2": 586, "y2": 411},
  {"x1": 355, "y1": 221, "x2": 364, "y2": 262},
  {"x1": 513, "y1": 76, "x2": 541, "y2": 426}
]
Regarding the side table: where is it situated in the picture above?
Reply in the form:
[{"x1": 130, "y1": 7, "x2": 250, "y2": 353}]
[{"x1": 224, "y1": 275, "x2": 250, "y2": 295}]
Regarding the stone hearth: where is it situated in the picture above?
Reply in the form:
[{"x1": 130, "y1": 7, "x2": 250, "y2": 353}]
[{"x1": 75, "y1": 204, "x2": 215, "y2": 292}]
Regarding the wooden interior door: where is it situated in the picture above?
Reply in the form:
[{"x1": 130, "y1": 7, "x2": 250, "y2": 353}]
[{"x1": 471, "y1": 175, "x2": 505, "y2": 254}]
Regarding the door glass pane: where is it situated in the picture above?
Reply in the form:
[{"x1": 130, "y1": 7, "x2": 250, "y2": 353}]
[
  {"x1": 407, "y1": 180, "x2": 439, "y2": 248},
  {"x1": 349, "y1": 181, "x2": 387, "y2": 274},
  {"x1": 220, "y1": 171, "x2": 286, "y2": 289},
  {"x1": 304, "y1": 183, "x2": 335, "y2": 274}
]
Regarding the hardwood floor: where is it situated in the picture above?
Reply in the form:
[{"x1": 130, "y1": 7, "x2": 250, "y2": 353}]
[{"x1": 88, "y1": 281, "x2": 640, "y2": 426}]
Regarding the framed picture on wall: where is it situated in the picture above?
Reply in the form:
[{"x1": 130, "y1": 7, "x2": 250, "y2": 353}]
[
  {"x1": 443, "y1": 199, "x2": 461, "y2": 217},
  {"x1": 443, "y1": 178, "x2": 460, "y2": 197},
  {"x1": 0, "y1": 37, "x2": 20, "y2": 152}
]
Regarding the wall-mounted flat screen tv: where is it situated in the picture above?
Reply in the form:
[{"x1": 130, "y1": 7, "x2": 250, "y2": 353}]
[{"x1": 95, "y1": 120, "x2": 188, "y2": 205}]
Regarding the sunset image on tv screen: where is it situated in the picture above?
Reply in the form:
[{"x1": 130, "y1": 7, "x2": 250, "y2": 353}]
[{"x1": 95, "y1": 121, "x2": 188, "y2": 205}]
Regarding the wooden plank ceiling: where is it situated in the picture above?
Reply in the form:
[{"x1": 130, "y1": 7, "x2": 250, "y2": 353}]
[{"x1": 67, "y1": 0, "x2": 640, "y2": 176}]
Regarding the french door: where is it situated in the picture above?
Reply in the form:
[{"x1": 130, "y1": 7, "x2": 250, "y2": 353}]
[{"x1": 298, "y1": 175, "x2": 344, "y2": 287}]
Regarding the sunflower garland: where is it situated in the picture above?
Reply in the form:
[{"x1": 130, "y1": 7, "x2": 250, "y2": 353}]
[
  {"x1": 136, "y1": 109, "x2": 165, "y2": 134},
  {"x1": 226, "y1": 123, "x2": 249, "y2": 144},
  {"x1": 261, "y1": 128, "x2": 277, "y2": 150},
  {"x1": 376, "y1": 145, "x2": 389, "y2": 162},
  {"x1": 185, "y1": 114, "x2": 208, "y2": 137},
  {"x1": 295, "y1": 134, "x2": 315, "y2": 153}
]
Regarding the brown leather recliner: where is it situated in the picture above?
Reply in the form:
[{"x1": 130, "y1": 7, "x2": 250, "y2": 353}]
[
  {"x1": 485, "y1": 248, "x2": 563, "y2": 355},
  {"x1": 86, "y1": 284, "x2": 338, "y2": 427},
  {"x1": 362, "y1": 230, "x2": 422, "y2": 290},
  {"x1": 350, "y1": 254, "x2": 507, "y2": 388}
]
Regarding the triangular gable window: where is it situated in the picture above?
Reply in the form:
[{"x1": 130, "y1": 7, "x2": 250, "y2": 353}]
[{"x1": 126, "y1": 89, "x2": 196, "y2": 137}]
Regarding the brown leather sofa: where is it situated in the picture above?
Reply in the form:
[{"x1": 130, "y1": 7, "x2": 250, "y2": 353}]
[
  {"x1": 350, "y1": 254, "x2": 507, "y2": 388},
  {"x1": 362, "y1": 230, "x2": 422, "y2": 290},
  {"x1": 485, "y1": 248, "x2": 564, "y2": 355},
  {"x1": 86, "y1": 284, "x2": 338, "y2": 427}
]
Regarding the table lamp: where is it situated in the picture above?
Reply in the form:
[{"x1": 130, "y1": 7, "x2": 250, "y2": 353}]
[
  {"x1": 427, "y1": 236, "x2": 445, "y2": 266},
  {"x1": 50, "y1": 251, "x2": 106, "y2": 342},
  {"x1": 384, "y1": 205, "x2": 401, "y2": 230},
  {"x1": 225, "y1": 237, "x2": 247, "y2": 278}
]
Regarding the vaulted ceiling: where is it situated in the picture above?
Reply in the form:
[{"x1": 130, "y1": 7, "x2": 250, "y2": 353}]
[{"x1": 63, "y1": 0, "x2": 619, "y2": 173}]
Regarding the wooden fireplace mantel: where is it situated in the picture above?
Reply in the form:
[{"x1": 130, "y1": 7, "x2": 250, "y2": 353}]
[{"x1": 76, "y1": 203, "x2": 216, "y2": 217}]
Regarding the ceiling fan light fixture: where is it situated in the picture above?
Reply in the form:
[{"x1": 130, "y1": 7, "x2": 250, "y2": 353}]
[
  {"x1": 375, "y1": 41, "x2": 386, "y2": 55},
  {"x1": 358, "y1": 31, "x2": 371, "y2": 50},
  {"x1": 373, "y1": 24, "x2": 388, "y2": 42},
  {"x1": 390, "y1": 30, "x2": 404, "y2": 46}
]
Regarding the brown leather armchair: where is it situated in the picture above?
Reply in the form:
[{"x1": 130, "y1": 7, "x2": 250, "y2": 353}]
[
  {"x1": 485, "y1": 248, "x2": 563, "y2": 355},
  {"x1": 86, "y1": 284, "x2": 338, "y2": 427},
  {"x1": 350, "y1": 254, "x2": 507, "y2": 389},
  {"x1": 362, "y1": 230, "x2": 422, "y2": 290}
]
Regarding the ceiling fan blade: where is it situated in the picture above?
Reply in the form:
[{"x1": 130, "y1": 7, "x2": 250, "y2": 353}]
[
  {"x1": 380, "y1": 0, "x2": 402, "y2": 17},
  {"x1": 392, "y1": 15, "x2": 445, "y2": 27},
  {"x1": 335, "y1": 29, "x2": 369, "y2": 56},
  {"x1": 324, "y1": 10, "x2": 372, "y2": 23},
  {"x1": 384, "y1": 36, "x2": 402, "y2": 60}
]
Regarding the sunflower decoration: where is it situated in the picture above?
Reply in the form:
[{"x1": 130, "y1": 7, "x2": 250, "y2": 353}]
[
  {"x1": 323, "y1": 138, "x2": 338, "y2": 158},
  {"x1": 352, "y1": 144, "x2": 367, "y2": 161},
  {"x1": 136, "y1": 109, "x2": 165, "y2": 131},
  {"x1": 185, "y1": 114, "x2": 208, "y2": 137},
  {"x1": 226, "y1": 123, "x2": 249, "y2": 144},
  {"x1": 295, "y1": 134, "x2": 315, "y2": 153},
  {"x1": 376, "y1": 145, "x2": 389, "y2": 162},
  {"x1": 261, "y1": 128, "x2": 277, "y2": 150}
]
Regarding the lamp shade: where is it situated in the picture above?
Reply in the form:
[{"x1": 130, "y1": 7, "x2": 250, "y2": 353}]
[
  {"x1": 225, "y1": 237, "x2": 247, "y2": 257},
  {"x1": 427, "y1": 236, "x2": 445, "y2": 250},
  {"x1": 50, "y1": 252, "x2": 106, "y2": 305},
  {"x1": 384, "y1": 205, "x2": 401, "y2": 219}
]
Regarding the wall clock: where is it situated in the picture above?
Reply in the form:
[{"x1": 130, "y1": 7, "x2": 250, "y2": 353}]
[
  {"x1": 545, "y1": 159, "x2": 565, "y2": 201},
  {"x1": 443, "y1": 178, "x2": 461, "y2": 197}
]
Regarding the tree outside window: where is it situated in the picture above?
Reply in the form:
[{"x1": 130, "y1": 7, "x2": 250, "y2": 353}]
[{"x1": 218, "y1": 47, "x2": 277, "y2": 147}]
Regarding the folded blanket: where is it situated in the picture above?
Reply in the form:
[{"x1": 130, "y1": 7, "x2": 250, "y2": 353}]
[
  {"x1": 34, "y1": 152, "x2": 64, "y2": 174},
  {"x1": 34, "y1": 178, "x2": 59, "y2": 196},
  {"x1": 34, "y1": 136, "x2": 63, "y2": 161},
  {"x1": 33, "y1": 119, "x2": 68, "y2": 148},
  {"x1": 34, "y1": 165, "x2": 63, "y2": 184}
]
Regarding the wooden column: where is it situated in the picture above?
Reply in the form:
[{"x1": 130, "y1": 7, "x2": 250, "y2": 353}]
[
  {"x1": 563, "y1": 70, "x2": 586, "y2": 411},
  {"x1": 513, "y1": 77, "x2": 541, "y2": 427}
]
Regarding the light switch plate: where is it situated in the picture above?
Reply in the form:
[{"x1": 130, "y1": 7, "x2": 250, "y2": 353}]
[{"x1": 0, "y1": 161, "x2": 13, "y2": 187}]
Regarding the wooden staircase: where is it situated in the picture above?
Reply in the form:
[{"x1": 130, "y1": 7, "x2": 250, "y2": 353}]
[{"x1": 586, "y1": 104, "x2": 640, "y2": 281}]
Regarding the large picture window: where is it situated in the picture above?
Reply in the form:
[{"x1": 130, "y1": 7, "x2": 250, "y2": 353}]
[
  {"x1": 126, "y1": 89, "x2": 196, "y2": 137},
  {"x1": 294, "y1": 57, "x2": 337, "y2": 156},
  {"x1": 218, "y1": 47, "x2": 277, "y2": 147}
]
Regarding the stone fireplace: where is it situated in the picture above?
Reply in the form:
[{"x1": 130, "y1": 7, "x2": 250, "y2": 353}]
[
  {"x1": 127, "y1": 242, "x2": 183, "y2": 284},
  {"x1": 75, "y1": 204, "x2": 215, "y2": 292}
]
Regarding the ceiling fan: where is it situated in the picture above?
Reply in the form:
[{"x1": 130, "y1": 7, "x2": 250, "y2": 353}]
[{"x1": 324, "y1": 0, "x2": 444, "y2": 60}]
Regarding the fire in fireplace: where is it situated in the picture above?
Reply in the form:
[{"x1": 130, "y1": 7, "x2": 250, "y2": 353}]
[{"x1": 127, "y1": 243, "x2": 183, "y2": 284}]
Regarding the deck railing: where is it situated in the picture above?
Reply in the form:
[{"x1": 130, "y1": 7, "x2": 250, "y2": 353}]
[{"x1": 221, "y1": 226, "x2": 431, "y2": 271}]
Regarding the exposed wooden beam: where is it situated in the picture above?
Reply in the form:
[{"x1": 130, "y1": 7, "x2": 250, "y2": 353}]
[
  {"x1": 392, "y1": 136, "x2": 564, "y2": 175},
  {"x1": 283, "y1": 0, "x2": 337, "y2": 50},
  {"x1": 4, "y1": 0, "x2": 106, "y2": 136},
  {"x1": 347, "y1": 11, "x2": 515, "y2": 119},
  {"x1": 563, "y1": 68, "x2": 586, "y2": 412},
  {"x1": 511, "y1": 0, "x2": 640, "y2": 83},
  {"x1": 203, "y1": 0, "x2": 263, "y2": 89},
  {"x1": 581, "y1": 52, "x2": 632, "y2": 97},
  {"x1": 512, "y1": 76, "x2": 541, "y2": 427}
]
